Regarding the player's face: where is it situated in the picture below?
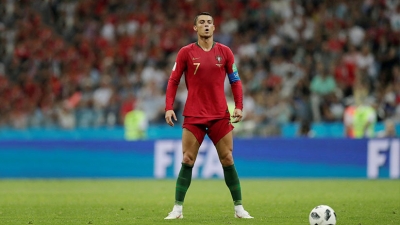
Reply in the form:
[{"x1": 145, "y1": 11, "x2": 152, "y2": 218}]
[{"x1": 194, "y1": 15, "x2": 215, "y2": 38}]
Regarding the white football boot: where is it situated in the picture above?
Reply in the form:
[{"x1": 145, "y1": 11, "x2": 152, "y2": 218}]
[
  {"x1": 164, "y1": 205, "x2": 183, "y2": 219},
  {"x1": 234, "y1": 205, "x2": 254, "y2": 218}
]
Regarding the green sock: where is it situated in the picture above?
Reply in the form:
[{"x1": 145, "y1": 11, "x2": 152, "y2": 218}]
[
  {"x1": 223, "y1": 164, "x2": 242, "y2": 206},
  {"x1": 175, "y1": 163, "x2": 193, "y2": 205}
]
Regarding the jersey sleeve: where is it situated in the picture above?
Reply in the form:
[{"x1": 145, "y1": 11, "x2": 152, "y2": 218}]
[
  {"x1": 225, "y1": 48, "x2": 243, "y2": 110},
  {"x1": 165, "y1": 48, "x2": 187, "y2": 111}
]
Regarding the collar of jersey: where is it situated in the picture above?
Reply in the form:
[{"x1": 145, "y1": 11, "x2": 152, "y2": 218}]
[{"x1": 195, "y1": 41, "x2": 215, "y2": 50}]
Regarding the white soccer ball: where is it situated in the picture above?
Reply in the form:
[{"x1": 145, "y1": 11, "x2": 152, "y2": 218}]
[{"x1": 309, "y1": 205, "x2": 337, "y2": 225}]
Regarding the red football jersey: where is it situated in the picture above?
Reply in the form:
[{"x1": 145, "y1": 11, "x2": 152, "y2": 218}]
[{"x1": 165, "y1": 42, "x2": 243, "y2": 118}]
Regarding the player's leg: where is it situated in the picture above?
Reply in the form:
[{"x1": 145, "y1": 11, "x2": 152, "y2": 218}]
[
  {"x1": 214, "y1": 131, "x2": 239, "y2": 202},
  {"x1": 165, "y1": 126, "x2": 205, "y2": 219},
  {"x1": 215, "y1": 132, "x2": 253, "y2": 218},
  {"x1": 175, "y1": 128, "x2": 202, "y2": 205},
  {"x1": 210, "y1": 120, "x2": 254, "y2": 219}
]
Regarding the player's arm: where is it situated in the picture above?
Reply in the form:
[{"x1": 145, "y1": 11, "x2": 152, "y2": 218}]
[
  {"x1": 226, "y1": 49, "x2": 243, "y2": 123},
  {"x1": 165, "y1": 48, "x2": 187, "y2": 126}
]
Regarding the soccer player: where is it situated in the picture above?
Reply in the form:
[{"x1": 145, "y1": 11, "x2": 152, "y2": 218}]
[{"x1": 164, "y1": 12, "x2": 253, "y2": 219}]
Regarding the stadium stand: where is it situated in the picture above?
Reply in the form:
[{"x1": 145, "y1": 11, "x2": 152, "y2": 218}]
[{"x1": 0, "y1": 0, "x2": 399, "y2": 138}]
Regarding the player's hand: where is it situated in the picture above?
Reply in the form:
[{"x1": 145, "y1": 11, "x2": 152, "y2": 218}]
[
  {"x1": 165, "y1": 110, "x2": 177, "y2": 127},
  {"x1": 231, "y1": 108, "x2": 243, "y2": 123}
]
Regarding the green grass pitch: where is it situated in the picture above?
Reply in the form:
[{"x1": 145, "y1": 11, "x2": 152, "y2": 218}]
[{"x1": 0, "y1": 179, "x2": 398, "y2": 225}]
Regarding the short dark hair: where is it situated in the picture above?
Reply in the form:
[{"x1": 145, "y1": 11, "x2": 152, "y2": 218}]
[{"x1": 193, "y1": 12, "x2": 213, "y2": 25}]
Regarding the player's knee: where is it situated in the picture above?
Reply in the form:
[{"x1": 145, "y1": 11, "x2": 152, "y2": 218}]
[
  {"x1": 219, "y1": 153, "x2": 234, "y2": 167},
  {"x1": 182, "y1": 154, "x2": 196, "y2": 165}
]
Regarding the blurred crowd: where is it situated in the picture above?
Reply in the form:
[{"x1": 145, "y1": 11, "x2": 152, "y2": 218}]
[{"x1": 0, "y1": 0, "x2": 399, "y2": 137}]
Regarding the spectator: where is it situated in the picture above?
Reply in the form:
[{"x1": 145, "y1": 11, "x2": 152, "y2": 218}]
[
  {"x1": 356, "y1": 44, "x2": 377, "y2": 81},
  {"x1": 56, "y1": 101, "x2": 76, "y2": 129},
  {"x1": 310, "y1": 63, "x2": 337, "y2": 122},
  {"x1": 352, "y1": 82, "x2": 377, "y2": 138},
  {"x1": 353, "y1": 102, "x2": 377, "y2": 138},
  {"x1": 297, "y1": 120, "x2": 314, "y2": 137},
  {"x1": 92, "y1": 75, "x2": 114, "y2": 109},
  {"x1": 343, "y1": 97, "x2": 356, "y2": 138},
  {"x1": 320, "y1": 93, "x2": 345, "y2": 122},
  {"x1": 124, "y1": 99, "x2": 148, "y2": 140},
  {"x1": 376, "y1": 119, "x2": 398, "y2": 138}
]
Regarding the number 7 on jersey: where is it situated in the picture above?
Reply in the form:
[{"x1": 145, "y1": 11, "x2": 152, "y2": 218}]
[{"x1": 193, "y1": 63, "x2": 200, "y2": 75}]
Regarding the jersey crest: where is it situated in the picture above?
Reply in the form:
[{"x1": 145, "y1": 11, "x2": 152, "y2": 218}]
[{"x1": 216, "y1": 55, "x2": 223, "y2": 68}]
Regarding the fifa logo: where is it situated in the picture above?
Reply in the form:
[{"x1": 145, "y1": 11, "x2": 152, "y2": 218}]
[{"x1": 367, "y1": 139, "x2": 399, "y2": 179}]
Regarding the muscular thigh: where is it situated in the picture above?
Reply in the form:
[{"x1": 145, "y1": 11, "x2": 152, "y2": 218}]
[
  {"x1": 181, "y1": 128, "x2": 202, "y2": 164},
  {"x1": 215, "y1": 131, "x2": 234, "y2": 166}
]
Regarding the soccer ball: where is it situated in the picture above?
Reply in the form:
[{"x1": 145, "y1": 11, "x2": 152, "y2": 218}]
[{"x1": 309, "y1": 205, "x2": 337, "y2": 225}]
